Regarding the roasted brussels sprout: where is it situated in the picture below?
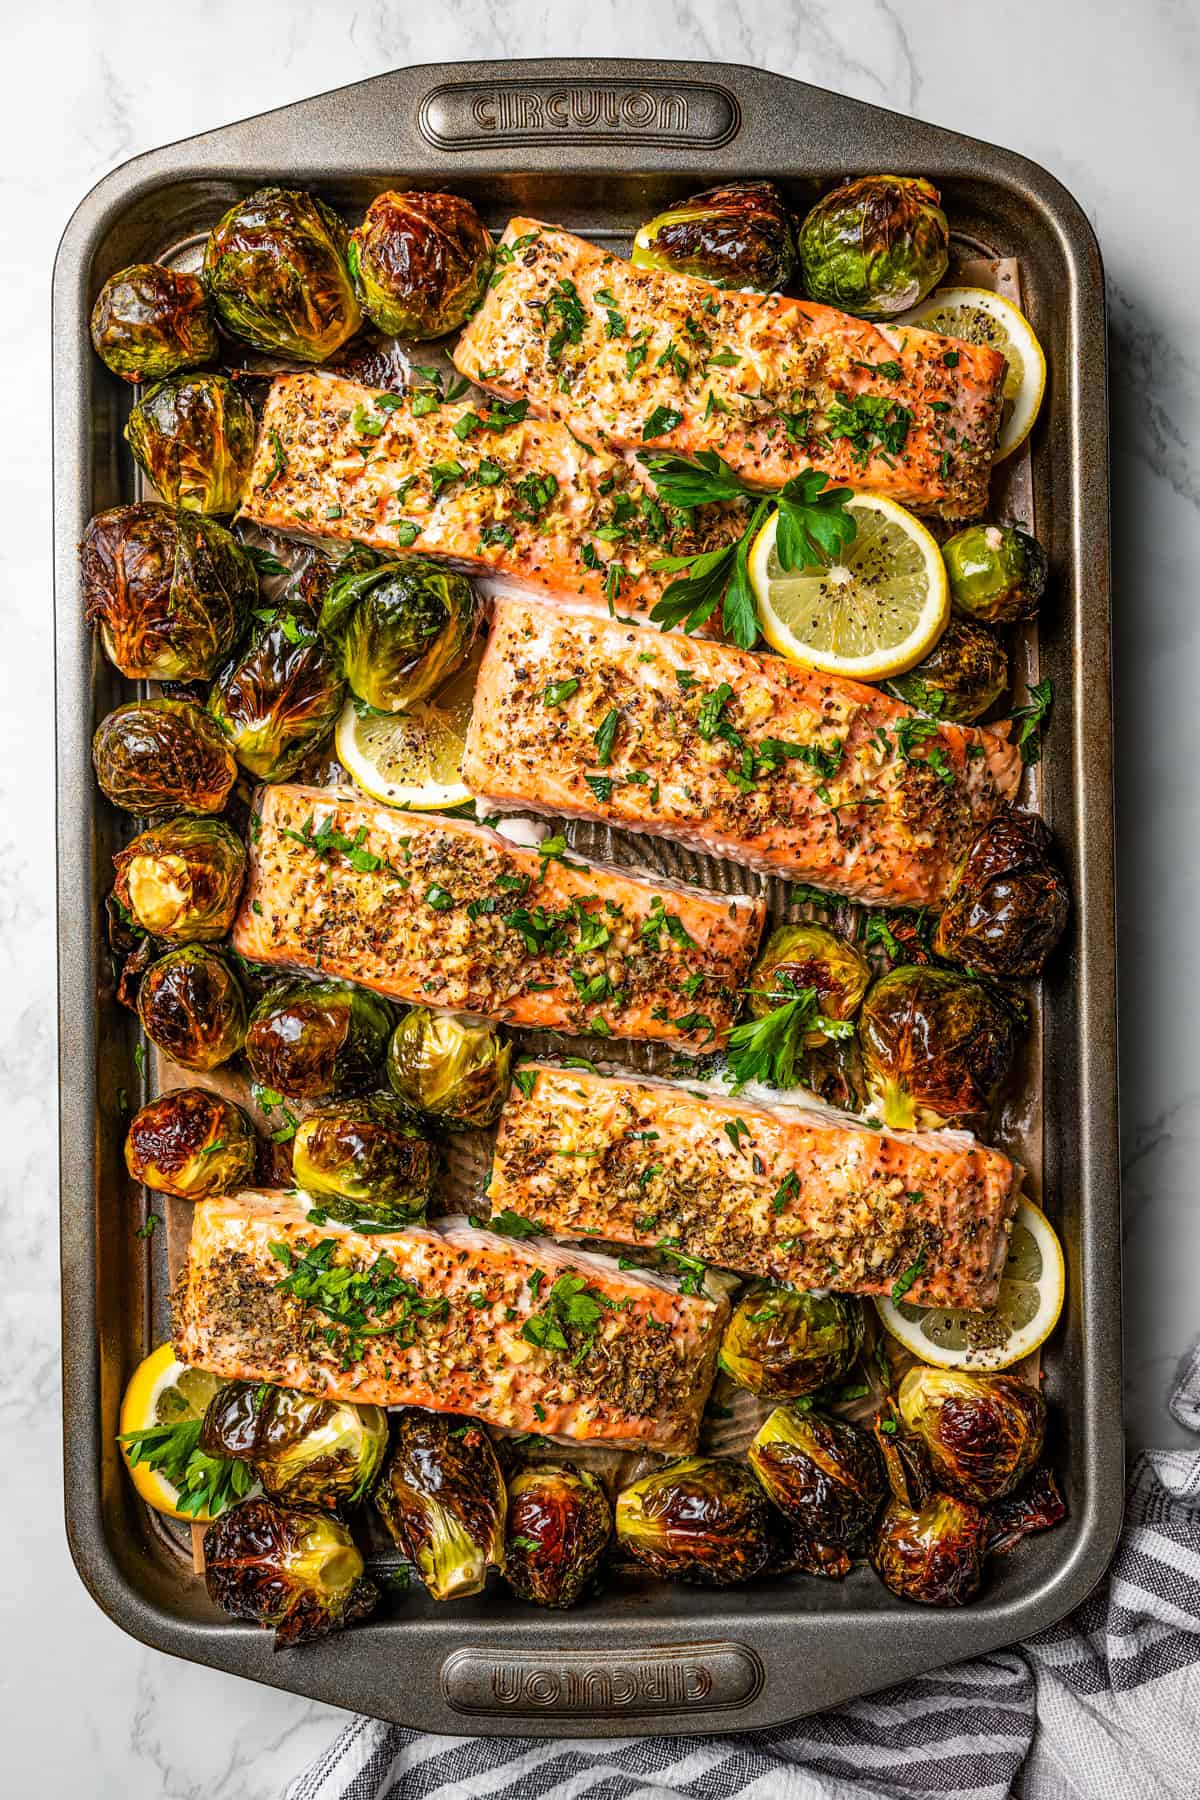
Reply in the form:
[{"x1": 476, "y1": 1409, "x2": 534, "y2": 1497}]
[
  {"x1": 747, "y1": 923, "x2": 870, "y2": 1043},
  {"x1": 203, "y1": 185, "x2": 361, "y2": 362},
  {"x1": 206, "y1": 609, "x2": 345, "y2": 780},
  {"x1": 112, "y1": 816, "x2": 246, "y2": 942},
  {"x1": 318, "y1": 557, "x2": 478, "y2": 714},
  {"x1": 749, "y1": 1408, "x2": 885, "y2": 1548},
  {"x1": 245, "y1": 980, "x2": 393, "y2": 1099},
  {"x1": 942, "y1": 524, "x2": 1047, "y2": 625},
  {"x1": 93, "y1": 698, "x2": 237, "y2": 817},
  {"x1": 503, "y1": 1464, "x2": 612, "y2": 1609},
  {"x1": 124, "y1": 372, "x2": 255, "y2": 515},
  {"x1": 386, "y1": 1009, "x2": 511, "y2": 1128},
  {"x1": 886, "y1": 619, "x2": 1009, "y2": 725},
  {"x1": 984, "y1": 1465, "x2": 1066, "y2": 1556},
  {"x1": 632, "y1": 180, "x2": 796, "y2": 292},
  {"x1": 201, "y1": 1382, "x2": 389, "y2": 1509},
  {"x1": 769, "y1": 1518, "x2": 852, "y2": 1580},
  {"x1": 91, "y1": 263, "x2": 218, "y2": 385},
  {"x1": 124, "y1": 1087, "x2": 255, "y2": 1198},
  {"x1": 137, "y1": 946, "x2": 247, "y2": 1070},
  {"x1": 348, "y1": 190, "x2": 493, "y2": 338},
  {"x1": 719, "y1": 1283, "x2": 864, "y2": 1400},
  {"x1": 797, "y1": 175, "x2": 949, "y2": 318},
  {"x1": 291, "y1": 1096, "x2": 434, "y2": 1225},
  {"x1": 375, "y1": 1409, "x2": 506, "y2": 1601},
  {"x1": 615, "y1": 1456, "x2": 773, "y2": 1587},
  {"x1": 82, "y1": 503, "x2": 256, "y2": 681},
  {"x1": 858, "y1": 966, "x2": 1019, "y2": 1129},
  {"x1": 869, "y1": 1492, "x2": 987, "y2": 1606},
  {"x1": 203, "y1": 1495, "x2": 377, "y2": 1647},
  {"x1": 934, "y1": 812, "x2": 1069, "y2": 979},
  {"x1": 897, "y1": 1368, "x2": 1046, "y2": 1505}
]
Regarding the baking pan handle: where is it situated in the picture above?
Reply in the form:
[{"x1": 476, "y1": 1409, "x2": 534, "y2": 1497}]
[{"x1": 439, "y1": 1639, "x2": 764, "y2": 1722}]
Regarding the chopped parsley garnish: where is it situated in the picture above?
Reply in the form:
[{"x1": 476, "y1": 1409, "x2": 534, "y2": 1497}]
[
  {"x1": 824, "y1": 393, "x2": 913, "y2": 462},
  {"x1": 593, "y1": 709, "x2": 621, "y2": 766},
  {"x1": 890, "y1": 1251, "x2": 926, "y2": 1302},
  {"x1": 545, "y1": 277, "x2": 586, "y2": 359},
  {"x1": 521, "y1": 1271, "x2": 610, "y2": 1365},
  {"x1": 1009, "y1": 678, "x2": 1054, "y2": 765},
  {"x1": 543, "y1": 677, "x2": 580, "y2": 706},
  {"x1": 642, "y1": 404, "x2": 684, "y2": 441}
]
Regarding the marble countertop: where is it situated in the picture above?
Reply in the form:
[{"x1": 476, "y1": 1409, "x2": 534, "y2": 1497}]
[{"x1": 6, "y1": 0, "x2": 1196, "y2": 1790}]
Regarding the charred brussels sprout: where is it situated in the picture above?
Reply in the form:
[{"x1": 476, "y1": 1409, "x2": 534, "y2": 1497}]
[
  {"x1": 632, "y1": 180, "x2": 796, "y2": 292},
  {"x1": 93, "y1": 699, "x2": 237, "y2": 817},
  {"x1": 943, "y1": 524, "x2": 1047, "y2": 625},
  {"x1": 858, "y1": 966, "x2": 1019, "y2": 1129},
  {"x1": 201, "y1": 1382, "x2": 388, "y2": 1509},
  {"x1": 348, "y1": 190, "x2": 493, "y2": 338},
  {"x1": 897, "y1": 1368, "x2": 1046, "y2": 1505},
  {"x1": 82, "y1": 503, "x2": 256, "y2": 681},
  {"x1": 769, "y1": 1517, "x2": 853, "y2": 1580},
  {"x1": 137, "y1": 946, "x2": 247, "y2": 1070},
  {"x1": 292, "y1": 1096, "x2": 434, "y2": 1226},
  {"x1": 747, "y1": 923, "x2": 870, "y2": 1043},
  {"x1": 125, "y1": 373, "x2": 255, "y2": 515},
  {"x1": 934, "y1": 812, "x2": 1069, "y2": 979},
  {"x1": 319, "y1": 557, "x2": 478, "y2": 713},
  {"x1": 112, "y1": 816, "x2": 246, "y2": 942},
  {"x1": 985, "y1": 1465, "x2": 1067, "y2": 1556},
  {"x1": 615, "y1": 1456, "x2": 773, "y2": 1587},
  {"x1": 90, "y1": 263, "x2": 218, "y2": 384},
  {"x1": 798, "y1": 176, "x2": 949, "y2": 319},
  {"x1": 246, "y1": 980, "x2": 392, "y2": 1099},
  {"x1": 386, "y1": 1009, "x2": 511, "y2": 1128},
  {"x1": 719, "y1": 1285, "x2": 864, "y2": 1400},
  {"x1": 869, "y1": 1492, "x2": 987, "y2": 1607},
  {"x1": 503, "y1": 1464, "x2": 612, "y2": 1609},
  {"x1": 207, "y1": 609, "x2": 345, "y2": 780},
  {"x1": 749, "y1": 1408, "x2": 885, "y2": 1548},
  {"x1": 124, "y1": 1087, "x2": 255, "y2": 1197},
  {"x1": 203, "y1": 1496, "x2": 377, "y2": 1647},
  {"x1": 376, "y1": 1409, "x2": 506, "y2": 1600},
  {"x1": 886, "y1": 619, "x2": 1008, "y2": 725},
  {"x1": 203, "y1": 185, "x2": 361, "y2": 361}
]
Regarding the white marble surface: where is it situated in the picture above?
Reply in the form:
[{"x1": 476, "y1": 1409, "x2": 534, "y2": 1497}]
[{"x1": 5, "y1": 0, "x2": 1198, "y2": 1790}]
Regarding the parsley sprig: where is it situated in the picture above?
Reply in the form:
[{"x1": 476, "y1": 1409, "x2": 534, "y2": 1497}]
[
  {"x1": 119, "y1": 1419, "x2": 254, "y2": 1519},
  {"x1": 521, "y1": 1271, "x2": 611, "y2": 1365},
  {"x1": 726, "y1": 974, "x2": 855, "y2": 1090}
]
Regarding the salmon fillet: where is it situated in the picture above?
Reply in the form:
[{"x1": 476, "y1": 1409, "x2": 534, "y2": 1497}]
[
  {"x1": 173, "y1": 1192, "x2": 728, "y2": 1453},
  {"x1": 453, "y1": 219, "x2": 1007, "y2": 520},
  {"x1": 462, "y1": 599, "x2": 1023, "y2": 908},
  {"x1": 231, "y1": 784, "x2": 764, "y2": 1049},
  {"x1": 488, "y1": 1066, "x2": 1020, "y2": 1309}
]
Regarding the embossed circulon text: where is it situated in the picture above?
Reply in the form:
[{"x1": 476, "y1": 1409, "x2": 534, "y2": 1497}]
[
  {"x1": 442, "y1": 1642, "x2": 762, "y2": 1717},
  {"x1": 419, "y1": 80, "x2": 739, "y2": 150}
]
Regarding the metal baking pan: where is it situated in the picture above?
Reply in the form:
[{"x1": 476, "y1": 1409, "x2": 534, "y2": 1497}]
[{"x1": 53, "y1": 56, "x2": 1121, "y2": 1735}]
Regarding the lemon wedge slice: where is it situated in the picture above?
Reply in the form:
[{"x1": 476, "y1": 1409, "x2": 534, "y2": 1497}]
[
  {"x1": 335, "y1": 640, "x2": 482, "y2": 811},
  {"x1": 897, "y1": 285, "x2": 1046, "y2": 461},
  {"x1": 118, "y1": 1344, "x2": 230, "y2": 1521}
]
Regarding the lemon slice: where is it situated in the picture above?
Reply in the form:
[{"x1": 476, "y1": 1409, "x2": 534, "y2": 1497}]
[
  {"x1": 875, "y1": 1198, "x2": 1064, "y2": 1372},
  {"x1": 118, "y1": 1343, "x2": 229, "y2": 1521},
  {"x1": 335, "y1": 641, "x2": 482, "y2": 811},
  {"x1": 750, "y1": 492, "x2": 948, "y2": 681},
  {"x1": 896, "y1": 285, "x2": 1046, "y2": 461}
]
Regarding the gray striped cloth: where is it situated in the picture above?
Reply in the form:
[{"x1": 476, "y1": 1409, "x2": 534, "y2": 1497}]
[{"x1": 289, "y1": 1348, "x2": 1200, "y2": 1800}]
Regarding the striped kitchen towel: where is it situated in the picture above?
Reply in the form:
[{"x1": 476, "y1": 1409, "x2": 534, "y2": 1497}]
[{"x1": 288, "y1": 1349, "x2": 1200, "y2": 1800}]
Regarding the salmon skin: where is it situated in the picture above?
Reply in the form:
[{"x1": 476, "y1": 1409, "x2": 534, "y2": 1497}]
[
  {"x1": 173, "y1": 1192, "x2": 728, "y2": 1454},
  {"x1": 453, "y1": 220, "x2": 1008, "y2": 521},
  {"x1": 488, "y1": 1066, "x2": 1020, "y2": 1310},
  {"x1": 463, "y1": 598, "x2": 1023, "y2": 908},
  {"x1": 238, "y1": 372, "x2": 741, "y2": 614},
  {"x1": 231, "y1": 784, "x2": 765, "y2": 1049}
]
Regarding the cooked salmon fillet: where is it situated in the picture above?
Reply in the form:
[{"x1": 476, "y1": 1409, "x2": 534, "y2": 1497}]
[
  {"x1": 173, "y1": 1192, "x2": 728, "y2": 1453},
  {"x1": 237, "y1": 372, "x2": 741, "y2": 614},
  {"x1": 231, "y1": 784, "x2": 764, "y2": 1049},
  {"x1": 462, "y1": 599, "x2": 1023, "y2": 908},
  {"x1": 453, "y1": 220, "x2": 1007, "y2": 520},
  {"x1": 488, "y1": 1066, "x2": 1020, "y2": 1309}
]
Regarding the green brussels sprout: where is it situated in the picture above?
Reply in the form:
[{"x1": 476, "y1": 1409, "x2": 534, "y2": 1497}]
[
  {"x1": 124, "y1": 372, "x2": 255, "y2": 515},
  {"x1": 206, "y1": 609, "x2": 345, "y2": 780},
  {"x1": 897, "y1": 1367, "x2": 1046, "y2": 1505},
  {"x1": 200, "y1": 1381, "x2": 389, "y2": 1509},
  {"x1": 124, "y1": 1087, "x2": 255, "y2": 1198},
  {"x1": 386, "y1": 1009, "x2": 511, "y2": 1128},
  {"x1": 318, "y1": 556, "x2": 478, "y2": 713},
  {"x1": 503, "y1": 1463, "x2": 612, "y2": 1609},
  {"x1": 942, "y1": 524, "x2": 1047, "y2": 625},
  {"x1": 797, "y1": 176, "x2": 949, "y2": 319},
  {"x1": 934, "y1": 812, "x2": 1069, "y2": 980},
  {"x1": 203, "y1": 1495, "x2": 378, "y2": 1647},
  {"x1": 203, "y1": 185, "x2": 361, "y2": 362},
  {"x1": 858, "y1": 965, "x2": 1019, "y2": 1129},
  {"x1": 245, "y1": 980, "x2": 392, "y2": 1099},
  {"x1": 747, "y1": 923, "x2": 870, "y2": 1044},
  {"x1": 112, "y1": 816, "x2": 246, "y2": 942},
  {"x1": 718, "y1": 1283, "x2": 865, "y2": 1400},
  {"x1": 632, "y1": 180, "x2": 796, "y2": 292},
  {"x1": 886, "y1": 619, "x2": 1009, "y2": 725},
  {"x1": 137, "y1": 946, "x2": 247, "y2": 1071},
  {"x1": 81, "y1": 503, "x2": 256, "y2": 682},
  {"x1": 291, "y1": 1096, "x2": 434, "y2": 1226},
  {"x1": 91, "y1": 262, "x2": 219, "y2": 384},
  {"x1": 93, "y1": 698, "x2": 237, "y2": 817},
  {"x1": 869, "y1": 1492, "x2": 987, "y2": 1607},
  {"x1": 748, "y1": 1408, "x2": 885, "y2": 1548},
  {"x1": 615, "y1": 1456, "x2": 773, "y2": 1587},
  {"x1": 348, "y1": 190, "x2": 493, "y2": 338},
  {"x1": 375, "y1": 1409, "x2": 506, "y2": 1600}
]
